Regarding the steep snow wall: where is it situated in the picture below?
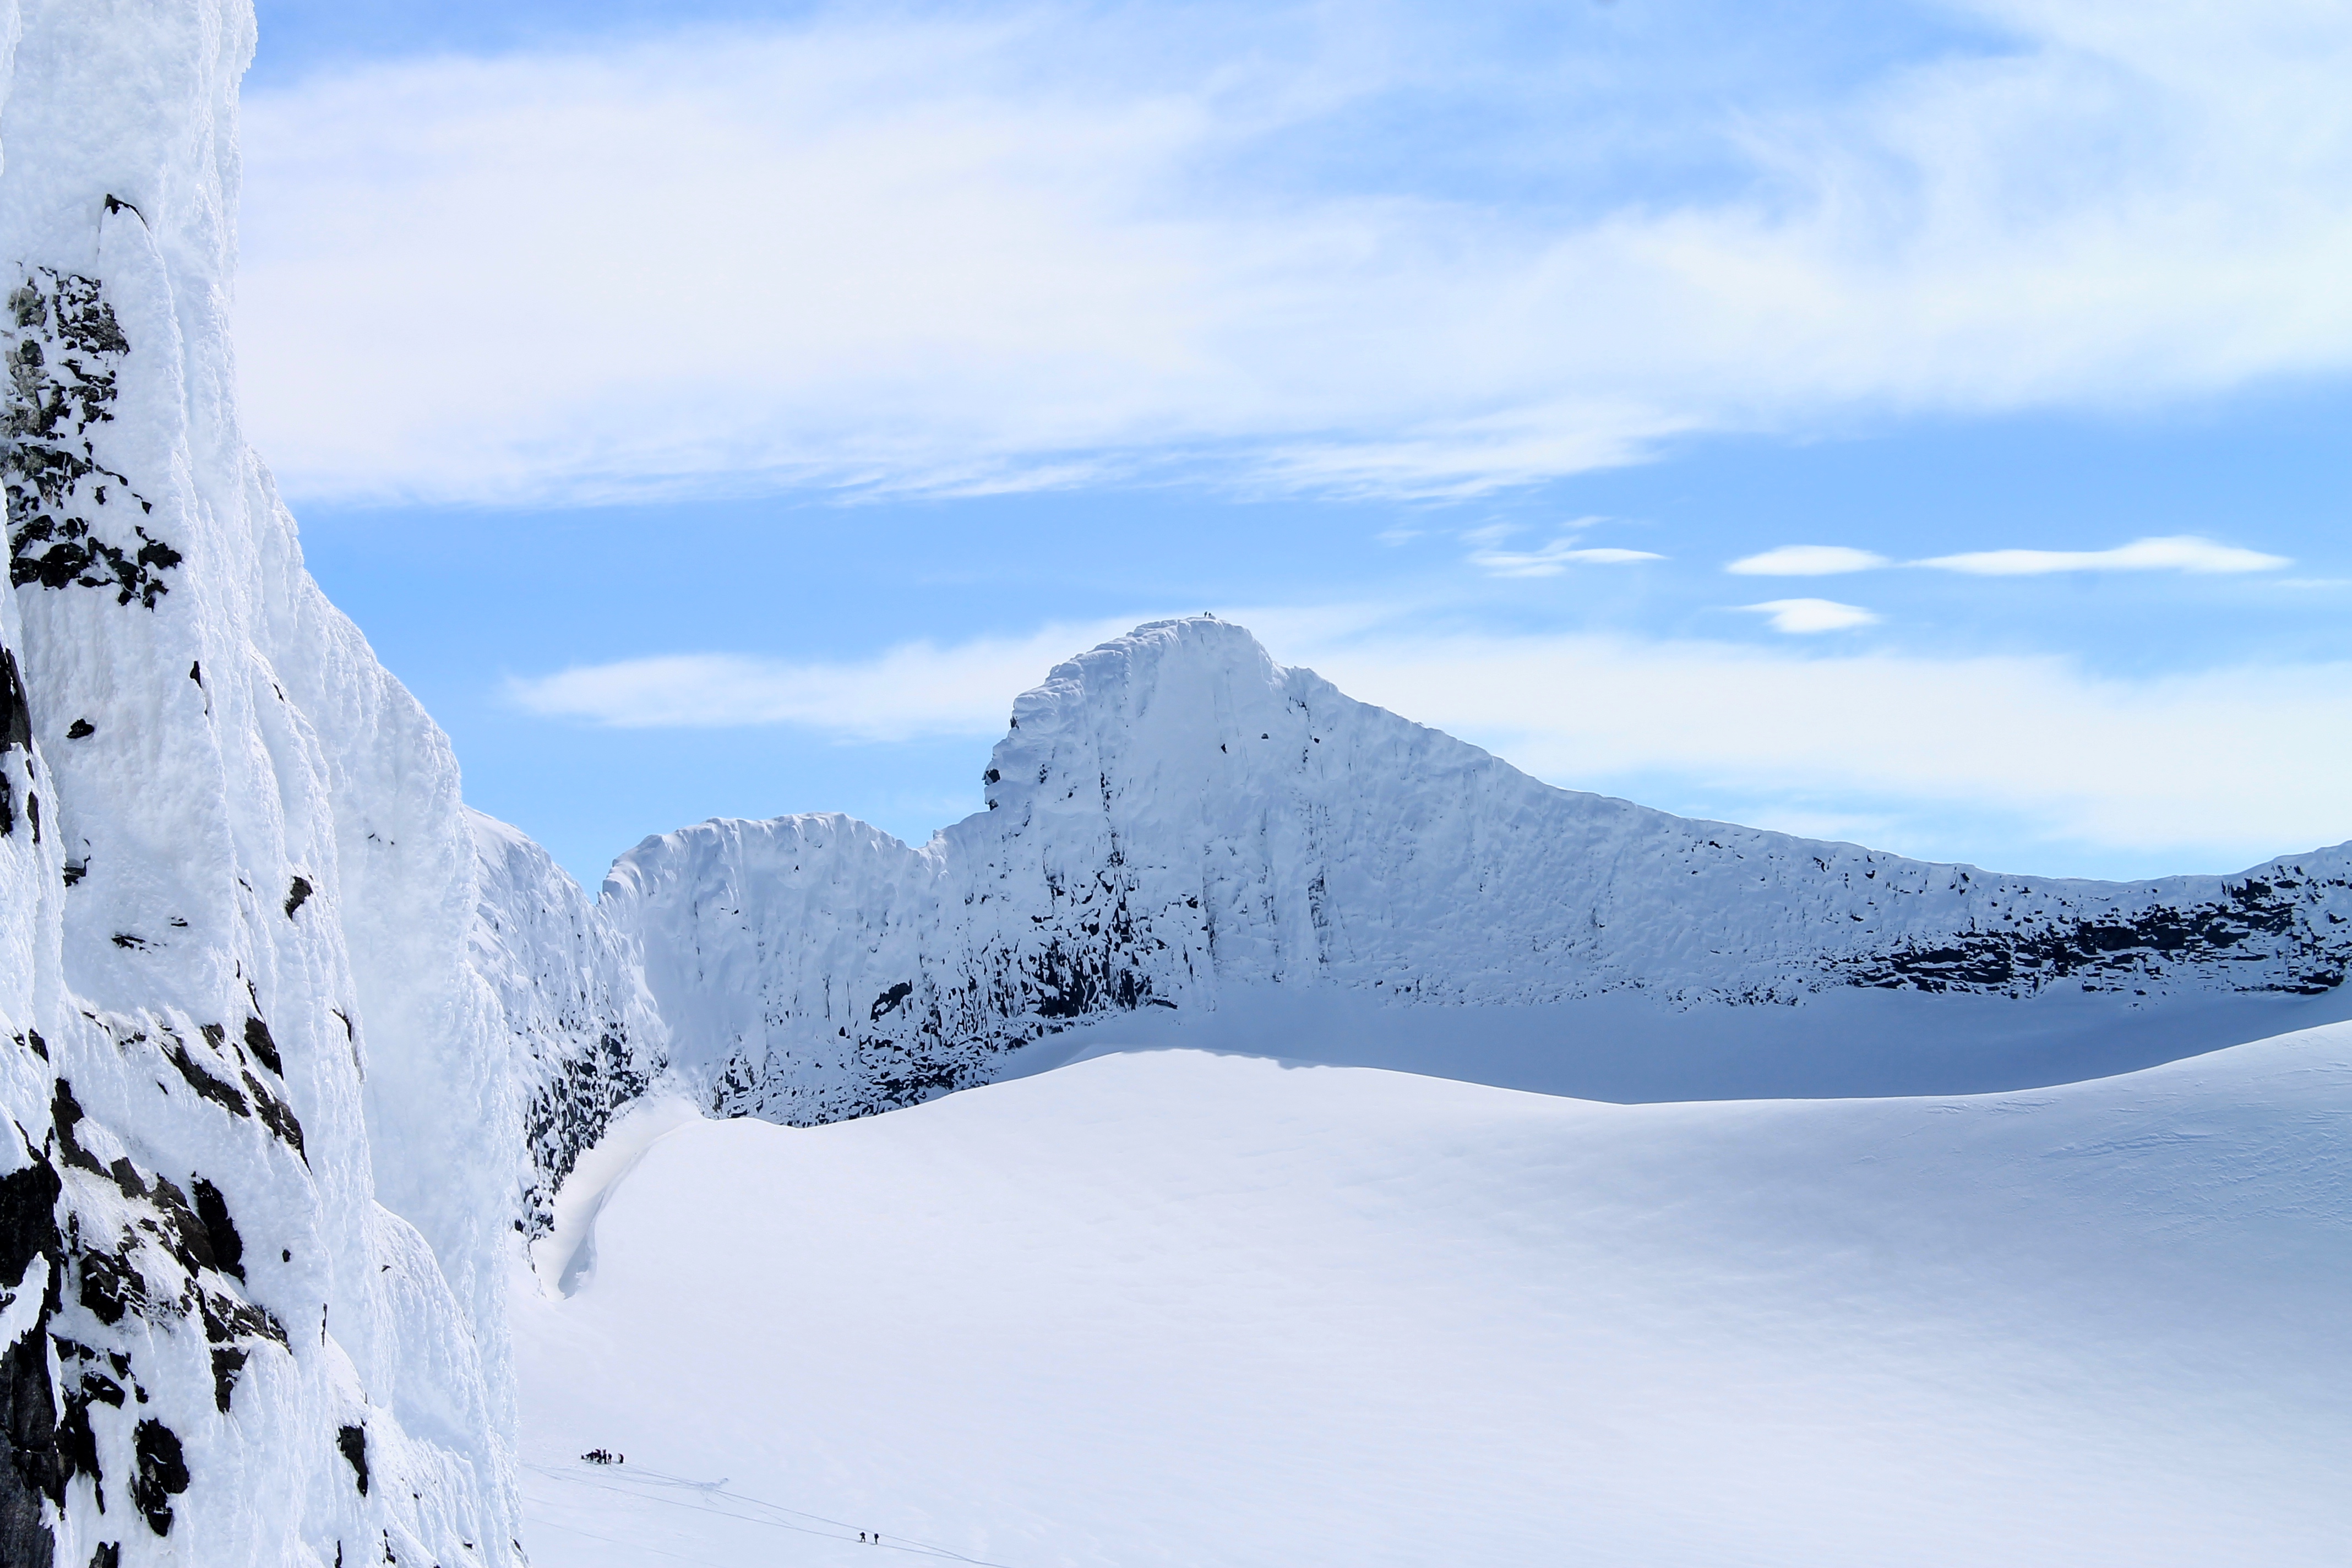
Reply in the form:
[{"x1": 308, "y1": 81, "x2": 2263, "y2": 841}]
[
  {"x1": 608, "y1": 616, "x2": 2352, "y2": 1123},
  {"x1": 0, "y1": 4, "x2": 651, "y2": 1564},
  {"x1": 467, "y1": 810, "x2": 665, "y2": 1243}
]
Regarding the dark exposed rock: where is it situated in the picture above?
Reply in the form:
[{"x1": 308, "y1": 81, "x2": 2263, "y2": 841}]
[
  {"x1": 209, "y1": 1347, "x2": 247, "y2": 1413},
  {"x1": 240, "y1": 1071, "x2": 306, "y2": 1160},
  {"x1": 1841, "y1": 872, "x2": 2351, "y2": 997},
  {"x1": 337, "y1": 1424, "x2": 369, "y2": 1495},
  {"x1": 145, "y1": 1178, "x2": 215, "y2": 1276},
  {"x1": 4, "y1": 273, "x2": 176, "y2": 609},
  {"x1": 128, "y1": 1419, "x2": 186, "y2": 1536},
  {"x1": 521, "y1": 1027, "x2": 651, "y2": 1241},
  {"x1": 75, "y1": 1246, "x2": 144, "y2": 1327},
  {"x1": 284, "y1": 876, "x2": 312, "y2": 918},
  {"x1": 191, "y1": 1179, "x2": 243, "y2": 1280},
  {"x1": 0, "y1": 1150, "x2": 62, "y2": 1568},
  {"x1": 49, "y1": 1081, "x2": 106, "y2": 1178},
  {"x1": 55, "y1": 1389, "x2": 99, "y2": 1511},
  {"x1": 162, "y1": 1037, "x2": 248, "y2": 1120},
  {"x1": 0, "y1": 647, "x2": 30, "y2": 750},
  {"x1": 242, "y1": 1016, "x2": 283, "y2": 1076}
]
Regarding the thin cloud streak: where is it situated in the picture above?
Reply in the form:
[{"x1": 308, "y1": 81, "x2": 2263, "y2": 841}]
[
  {"x1": 235, "y1": 2, "x2": 2352, "y2": 503},
  {"x1": 1468, "y1": 542, "x2": 1665, "y2": 577},
  {"x1": 1727, "y1": 546, "x2": 1891, "y2": 576},
  {"x1": 1915, "y1": 535, "x2": 2292, "y2": 575}
]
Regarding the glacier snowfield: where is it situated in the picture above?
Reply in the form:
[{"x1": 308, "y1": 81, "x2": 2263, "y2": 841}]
[{"x1": 515, "y1": 1025, "x2": 2352, "y2": 1568}]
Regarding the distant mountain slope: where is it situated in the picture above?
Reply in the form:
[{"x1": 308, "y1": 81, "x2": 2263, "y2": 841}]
[
  {"x1": 606, "y1": 616, "x2": 2352, "y2": 1123},
  {"x1": 515, "y1": 1024, "x2": 2352, "y2": 1568},
  {"x1": 466, "y1": 812, "x2": 665, "y2": 1243}
]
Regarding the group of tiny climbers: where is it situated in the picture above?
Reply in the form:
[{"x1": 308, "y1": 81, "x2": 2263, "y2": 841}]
[{"x1": 574, "y1": 1449, "x2": 897, "y2": 1547}]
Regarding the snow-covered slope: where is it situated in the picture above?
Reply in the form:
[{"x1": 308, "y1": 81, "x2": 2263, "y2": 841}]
[
  {"x1": 0, "y1": 5, "x2": 620, "y2": 1563},
  {"x1": 515, "y1": 1026, "x2": 2352, "y2": 1568},
  {"x1": 607, "y1": 616, "x2": 2352, "y2": 1123}
]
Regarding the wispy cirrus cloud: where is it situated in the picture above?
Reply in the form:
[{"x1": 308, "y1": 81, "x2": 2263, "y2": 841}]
[
  {"x1": 235, "y1": 2, "x2": 2352, "y2": 504},
  {"x1": 1724, "y1": 535, "x2": 2290, "y2": 578},
  {"x1": 1464, "y1": 523, "x2": 1664, "y2": 578},
  {"x1": 1915, "y1": 535, "x2": 2291, "y2": 575}
]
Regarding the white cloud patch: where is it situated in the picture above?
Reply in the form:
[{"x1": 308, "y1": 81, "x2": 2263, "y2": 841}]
[
  {"x1": 508, "y1": 620, "x2": 1141, "y2": 741},
  {"x1": 1739, "y1": 598, "x2": 1881, "y2": 634},
  {"x1": 234, "y1": 2, "x2": 2352, "y2": 503},
  {"x1": 1726, "y1": 546, "x2": 1891, "y2": 576},
  {"x1": 1916, "y1": 535, "x2": 2292, "y2": 576}
]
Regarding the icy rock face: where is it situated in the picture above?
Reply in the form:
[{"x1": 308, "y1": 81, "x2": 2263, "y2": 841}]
[
  {"x1": 467, "y1": 809, "x2": 665, "y2": 1243},
  {"x1": 0, "y1": 3, "x2": 529, "y2": 1563},
  {"x1": 609, "y1": 616, "x2": 2352, "y2": 1124}
]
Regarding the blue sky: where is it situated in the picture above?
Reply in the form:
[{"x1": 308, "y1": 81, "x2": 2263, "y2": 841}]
[{"x1": 242, "y1": 1, "x2": 2352, "y2": 888}]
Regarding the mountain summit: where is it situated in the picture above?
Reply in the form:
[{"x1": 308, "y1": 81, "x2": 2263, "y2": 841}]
[{"x1": 606, "y1": 616, "x2": 2352, "y2": 1123}]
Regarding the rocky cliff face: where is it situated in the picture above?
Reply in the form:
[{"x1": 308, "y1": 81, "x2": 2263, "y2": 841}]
[
  {"x1": 0, "y1": 4, "x2": 600, "y2": 1562},
  {"x1": 467, "y1": 810, "x2": 665, "y2": 1245},
  {"x1": 607, "y1": 616, "x2": 2352, "y2": 1124}
]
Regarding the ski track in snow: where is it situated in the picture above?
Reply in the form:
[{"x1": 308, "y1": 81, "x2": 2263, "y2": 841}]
[{"x1": 515, "y1": 1029, "x2": 2352, "y2": 1568}]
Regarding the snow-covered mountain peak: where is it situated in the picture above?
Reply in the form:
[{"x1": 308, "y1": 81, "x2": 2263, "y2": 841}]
[
  {"x1": 984, "y1": 614, "x2": 1356, "y2": 822},
  {"x1": 605, "y1": 616, "x2": 2352, "y2": 1126}
]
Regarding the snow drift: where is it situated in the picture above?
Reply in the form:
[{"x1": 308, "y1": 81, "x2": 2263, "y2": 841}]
[{"x1": 517, "y1": 1025, "x2": 2352, "y2": 1568}]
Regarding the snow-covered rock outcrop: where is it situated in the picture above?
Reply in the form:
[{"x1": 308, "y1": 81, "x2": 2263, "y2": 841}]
[
  {"x1": 0, "y1": 5, "x2": 624, "y2": 1563},
  {"x1": 467, "y1": 811, "x2": 665, "y2": 1243},
  {"x1": 609, "y1": 616, "x2": 2352, "y2": 1123}
]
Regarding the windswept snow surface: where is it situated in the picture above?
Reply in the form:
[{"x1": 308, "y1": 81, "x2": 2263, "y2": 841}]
[
  {"x1": 516, "y1": 1027, "x2": 2352, "y2": 1568},
  {"x1": 608, "y1": 616, "x2": 2352, "y2": 1124}
]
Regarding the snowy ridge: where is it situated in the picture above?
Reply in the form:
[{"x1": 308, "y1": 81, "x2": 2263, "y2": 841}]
[
  {"x1": 608, "y1": 616, "x2": 2352, "y2": 1123},
  {"x1": 0, "y1": 5, "x2": 545, "y2": 1564},
  {"x1": 467, "y1": 809, "x2": 666, "y2": 1242}
]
